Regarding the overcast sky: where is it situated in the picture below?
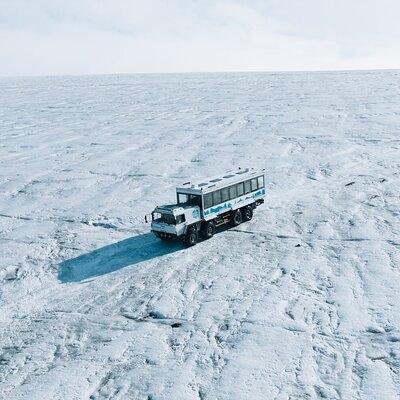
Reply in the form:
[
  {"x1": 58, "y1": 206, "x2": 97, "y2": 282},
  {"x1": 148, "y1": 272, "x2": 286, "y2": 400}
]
[{"x1": 1, "y1": 0, "x2": 399, "y2": 76}]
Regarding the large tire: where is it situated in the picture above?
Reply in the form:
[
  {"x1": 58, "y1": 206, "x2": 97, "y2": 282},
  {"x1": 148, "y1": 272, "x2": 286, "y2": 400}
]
[
  {"x1": 184, "y1": 228, "x2": 198, "y2": 247},
  {"x1": 201, "y1": 221, "x2": 215, "y2": 239},
  {"x1": 243, "y1": 206, "x2": 253, "y2": 221},
  {"x1": 231, "y1": 209, "x2": 243, "y2": 226}
]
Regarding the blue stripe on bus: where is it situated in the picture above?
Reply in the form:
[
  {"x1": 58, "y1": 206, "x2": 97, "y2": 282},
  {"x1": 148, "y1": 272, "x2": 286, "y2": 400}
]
[{"x1": 204, "y1": 189, "x2": 265, "y2": 216}]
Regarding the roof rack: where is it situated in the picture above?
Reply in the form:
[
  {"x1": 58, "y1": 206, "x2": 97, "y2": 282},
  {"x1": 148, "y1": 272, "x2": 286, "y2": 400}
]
[{"x1": 176, "y1": 167, "x2": 265, "y2": 193}]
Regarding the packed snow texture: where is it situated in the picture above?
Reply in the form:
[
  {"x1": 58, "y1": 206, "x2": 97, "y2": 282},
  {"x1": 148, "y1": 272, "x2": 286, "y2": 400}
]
[{"x1": 1, "y1": 71, "x2": 400, "y2": 400}]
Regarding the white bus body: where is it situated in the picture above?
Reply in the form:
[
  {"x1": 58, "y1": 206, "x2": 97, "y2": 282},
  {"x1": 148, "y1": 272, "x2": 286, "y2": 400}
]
[{"x1": 150, "y1": 168, "x2": 266, "y2": 246}]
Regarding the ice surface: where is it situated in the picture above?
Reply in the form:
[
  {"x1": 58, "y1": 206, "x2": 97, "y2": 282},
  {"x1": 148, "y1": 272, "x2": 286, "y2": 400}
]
[{"x1": 0, "y1": 70, "x2": 400, "y2": 399}]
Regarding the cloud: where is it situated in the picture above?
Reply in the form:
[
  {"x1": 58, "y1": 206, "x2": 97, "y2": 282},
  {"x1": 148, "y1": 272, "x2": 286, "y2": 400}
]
[{"x1": 0, "y1": 0, "x2": 399, "y2": 76}]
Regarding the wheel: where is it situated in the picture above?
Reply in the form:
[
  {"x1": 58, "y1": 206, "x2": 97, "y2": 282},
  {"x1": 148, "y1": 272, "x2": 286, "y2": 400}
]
[
  {"x1": 231, "y1": 209, "x2": 243, "y2": 226},
  {"x1": 184, "y1": 228, "x2": 198, "y2": 247},
  {"x1": 243, "y1": 206, "x2": 253, "y2": 221},
  {"x1": 201, "y1": 221, "x2": 215, "y2": 239}
]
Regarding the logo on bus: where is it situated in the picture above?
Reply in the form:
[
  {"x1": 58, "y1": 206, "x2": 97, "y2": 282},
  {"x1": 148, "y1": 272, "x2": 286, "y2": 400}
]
[{"x1": 192, "y1": 209, "x2": 200, "y2": 219}]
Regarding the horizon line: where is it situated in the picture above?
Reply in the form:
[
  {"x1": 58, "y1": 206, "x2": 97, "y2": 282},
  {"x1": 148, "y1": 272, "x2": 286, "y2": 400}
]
[{"x1": 1, "y1": 66, "x2": 399, "y2": 80}]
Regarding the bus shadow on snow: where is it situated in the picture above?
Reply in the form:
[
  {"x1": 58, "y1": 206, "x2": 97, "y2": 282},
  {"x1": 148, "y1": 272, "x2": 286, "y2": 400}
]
[{"x1": 58, "y1": 233, "x2": 184, "y2": 283}]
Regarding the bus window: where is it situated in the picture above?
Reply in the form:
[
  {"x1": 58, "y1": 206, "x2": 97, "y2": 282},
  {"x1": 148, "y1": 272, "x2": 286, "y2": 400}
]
[
  {"x1": 244, "y1": 180, "x2": 251, "y2": 194},
  {"x1": 251, "y1": 178, "x2": 258, "y2": 191},
  {"x1": 177, "y1": 193, "x2": 201, "y2": 207},
  {"x1": 236, "y1": 182, "x2": 244, "y2": 196},
  {"x1": 213, "y1": 190, "x2": 222, "y2": 205},
  {"x1": 176, "y1": 214, "x2": 186, "y2": 224},
  {"x1": 229, "y1": 185, "x2": 237, "y2": 200},
  {"x1": 188, "y1": 195, "x2": 202, "y2": 207},
  {"x1": 177, "y1": 193, "x2": 188, "y2": 204},
  {"x1": 221, "y1": 187, "x2": 229, "y2": 202},
  {"x1": 257, "y1": 175, "x2": 264, "y2": 189},
  {"x1": 204, "y1": 193, "x2": 213, "y2": 209}
]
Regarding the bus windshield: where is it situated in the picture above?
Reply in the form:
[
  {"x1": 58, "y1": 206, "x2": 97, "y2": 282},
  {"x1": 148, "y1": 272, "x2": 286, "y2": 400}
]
[{"x1": 152, "y1": 212, "x2": 176, "y2": 225}]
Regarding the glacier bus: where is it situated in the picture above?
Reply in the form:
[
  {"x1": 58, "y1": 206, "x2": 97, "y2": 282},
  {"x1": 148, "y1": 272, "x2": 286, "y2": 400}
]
[{"x1": 149, "y1": 168, "x2": 266, "y2": 246}]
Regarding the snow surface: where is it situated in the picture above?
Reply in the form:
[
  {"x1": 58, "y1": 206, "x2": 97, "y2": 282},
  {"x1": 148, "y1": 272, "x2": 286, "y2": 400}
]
[{"x1": 0, "y1": 70, "x2": 400, "y2": 399}]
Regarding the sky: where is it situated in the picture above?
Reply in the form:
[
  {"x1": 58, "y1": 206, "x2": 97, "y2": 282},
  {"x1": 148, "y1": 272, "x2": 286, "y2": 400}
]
[{"x1": 0, "y1": 0, "x2": 399, "y2": 76}]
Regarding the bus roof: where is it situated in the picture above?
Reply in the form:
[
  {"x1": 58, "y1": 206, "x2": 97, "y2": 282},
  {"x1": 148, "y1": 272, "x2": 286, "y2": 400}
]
[{"x1": 176, "y1": 168, "x2": 265, "y2": 195}]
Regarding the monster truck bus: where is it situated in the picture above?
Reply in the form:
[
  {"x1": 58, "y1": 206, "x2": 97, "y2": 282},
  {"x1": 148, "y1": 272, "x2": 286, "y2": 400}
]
[{"x1": 149, "y1": 167, "x2": 266, "y2": 246}]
